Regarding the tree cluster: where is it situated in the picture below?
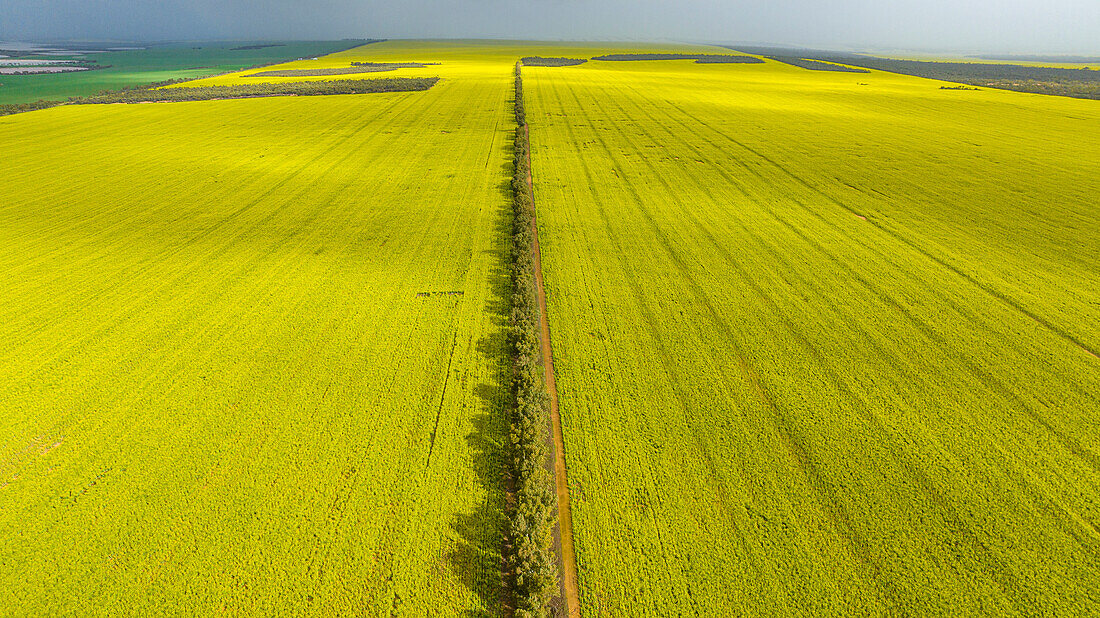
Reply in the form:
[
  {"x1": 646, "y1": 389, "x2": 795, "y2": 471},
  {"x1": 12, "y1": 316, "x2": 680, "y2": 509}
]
[{"x1": 506, "y1": 61, "x2": 560, "y2": 618}]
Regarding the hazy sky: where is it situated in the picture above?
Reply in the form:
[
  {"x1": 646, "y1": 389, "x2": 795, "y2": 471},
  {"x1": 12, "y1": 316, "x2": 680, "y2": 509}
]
[{"x1": 3, "y1": 0, "x2": 1098, "y2": 53}]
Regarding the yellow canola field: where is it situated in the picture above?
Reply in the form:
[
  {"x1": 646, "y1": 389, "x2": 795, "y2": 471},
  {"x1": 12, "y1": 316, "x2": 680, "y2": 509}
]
[
  {"x1": 4, "y1": 38, "x2": 1100, "y2": 616},
  {"x1": 0, "y1": 41, "x2": 518, "y2": 615},
  {"x1": 523, "y1": 46, "x2": 1100, "y2": 615}
]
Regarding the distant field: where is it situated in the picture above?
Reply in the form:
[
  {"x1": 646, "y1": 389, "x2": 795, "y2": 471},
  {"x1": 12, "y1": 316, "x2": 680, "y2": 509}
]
[
  {"x1": 0, "y1": 41, "x2": 358, "y2": 104},
  {"x1": 523, "y1": 48, "x2": 1100, "y2": 614},
  {"x1": 0, "y1": 41, "x2": 513, "y2": 614}
]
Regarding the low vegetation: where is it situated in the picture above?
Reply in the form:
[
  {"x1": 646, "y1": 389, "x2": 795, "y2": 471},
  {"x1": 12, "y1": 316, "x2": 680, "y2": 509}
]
[{"x1": 504, "y1": 61, "x2": 560, "y2": 618}]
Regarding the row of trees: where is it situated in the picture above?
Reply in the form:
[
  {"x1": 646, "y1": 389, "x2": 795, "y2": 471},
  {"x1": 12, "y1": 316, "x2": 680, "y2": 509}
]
[
  {"x1": 247, "y1": 66, "x2": 414, "y2": 77},
  {"x1": 506, "y1": 61, "x2": 561, "y2": 618},
  {"x1": 521, "y1": 57, "x2": 587, "y2": 67},
  {"x1": 0, "y1": 99, "x2": 58, "y2": 117},
  {"x1": 350, "y1": 61, "x2": 435, "y2": 69},
  {"x1": 67, "y1": 78, "x2": 439, "y2": 104},
  {"x1": 592, "y1": 53, "x2": 761, "y2": 64},
  {"x1": 764, "y1": 56, "x2": 869, "y2": 73}
]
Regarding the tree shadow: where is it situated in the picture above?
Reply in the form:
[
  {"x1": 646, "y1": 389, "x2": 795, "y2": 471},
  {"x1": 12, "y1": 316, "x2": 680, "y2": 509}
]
[
  {"x1": 450, "y1": 408, "x2": 509, "y2": 617},
  {"x1": 448, "y1": 170, "x2": 513, "y2": 617}
]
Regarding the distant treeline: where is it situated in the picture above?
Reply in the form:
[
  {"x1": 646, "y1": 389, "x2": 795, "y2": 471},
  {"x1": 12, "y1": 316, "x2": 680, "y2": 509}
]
[
  {"x1": 764, "y1": 56, "x2": 869, "y2": 73},
  {"x1": 1, "y1": 66, "x2": 110, "y2": 75},
  {"x1": 731, "y1": 45, "x2": 1100, "y2": 100},
  {"x1": 68, "y1": 78, "x2": 439, "y2": 104},
  {"x1": 521, "y1": 57, "x2": 587, "y2": 67},
  {"x1": 506, "y1": 61, "x2": 560, "y2": 618},
  {"x1": 965, "y1": 80, "x2": 1100, "y2": 100},
  {"x1": 824, "y1": 56, "x2": 1100, "y2": 83},
  {"x1": 820, "y1": 56, "x2": 1100, "y2": 100},
  {"x1": 593, "y1": 53, "x2": 762, "y2": 64},
  {"x1": 349, "y1": 61, "x2": 435, "y2": 69},
  {"x1": 230, "y1": 44, "x2": 286, "y2": 51},
  {"x1": 0, "y1": 99, "x2": 58, "y2": 116},
  {"x1": 246, "y1": 63, "x2": 432, "y2": 77},
  {"x1": 971, "y1": 54, "x2": 1100, "y2": 64}
]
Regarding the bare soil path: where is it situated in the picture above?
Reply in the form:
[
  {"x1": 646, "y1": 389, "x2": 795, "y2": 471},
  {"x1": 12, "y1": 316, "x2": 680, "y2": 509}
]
[{"x1": 525, "y1": 123, "x2": 581, "y2": 618}]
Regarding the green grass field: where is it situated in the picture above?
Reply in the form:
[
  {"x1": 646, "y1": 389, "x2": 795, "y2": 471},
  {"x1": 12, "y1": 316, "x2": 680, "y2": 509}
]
[
  {"x1": 0, "y1": 41, "x2": 356, "y2": 104},
  {"x1": 523, "y1": 45, "x2": 1100, "y2": 614},
  {"x1": 2, "y1": 38, "x2": 1099, "y2": 616},
  {"x1": 0, "y1": 41, "x2": 517, "y2": 614}
]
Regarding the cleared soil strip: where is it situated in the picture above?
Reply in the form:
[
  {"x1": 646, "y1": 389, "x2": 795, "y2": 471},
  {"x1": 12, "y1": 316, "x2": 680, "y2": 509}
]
[{"x1": 525, "y1": 123, "x2": 581, "y2": 617}]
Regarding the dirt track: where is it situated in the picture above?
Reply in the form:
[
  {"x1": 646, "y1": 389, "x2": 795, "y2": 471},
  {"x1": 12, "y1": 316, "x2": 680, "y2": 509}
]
[{"x1": 525, "y1": 123, "x2": 581, "y2": 618}]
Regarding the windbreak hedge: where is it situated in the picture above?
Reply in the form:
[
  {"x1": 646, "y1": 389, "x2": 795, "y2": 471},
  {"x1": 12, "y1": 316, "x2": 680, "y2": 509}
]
[
  {"x1": 505, "y1": 61, "x2": 560, "y2": 618},
  {"x1": 521, "y1": 57, "x2": 587, "y2": 67},
  {"x1": 592, "y1": 53, "x2": 762, "y2": 64},
  {"x1": 71, "y1": 78, "x2": 440, "y2": 104}
]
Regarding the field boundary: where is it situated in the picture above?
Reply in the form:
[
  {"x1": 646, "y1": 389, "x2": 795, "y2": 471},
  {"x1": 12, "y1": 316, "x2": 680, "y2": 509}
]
[
  {"x1": 526, "y1": 123, "x2": 581, "y2": 618},
  {"x1": 506, "y1": 62, "x2": 580, "y2": 618}
]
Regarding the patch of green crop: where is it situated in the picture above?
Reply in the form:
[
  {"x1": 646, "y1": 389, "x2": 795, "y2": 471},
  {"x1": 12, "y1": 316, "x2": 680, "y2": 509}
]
[{"x1": 0, "y1": 41, "x2": 360, "y2": 104}]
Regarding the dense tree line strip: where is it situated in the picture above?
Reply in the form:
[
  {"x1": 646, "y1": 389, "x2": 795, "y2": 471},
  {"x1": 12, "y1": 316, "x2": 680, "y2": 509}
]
[
  {"x1": 68, "y1": 78, "x2": 439, "y2": 104},
  {"x1": 763, "y1": 56, "x2": 870, "y2": 73},
  {"x1": 592, "y1": 53, "x2": 762, "y2": 64},
  {"x1": 733, "y1": 45, "x2": 1100, "y2": 100},
  {"x1": 521, "y1": 57, "x2": 587, "y2": 67},
  {"x1": 505, "y1": 61, "x2": 560, "y2": 618},
  {"x1": 350, "y1": 61, "x2": 438, "y2": 69},
  {"x1": 244, "y1": 67, "x2": 416, "y2": 77},
  {"x1": 0, "y1": 100, "x2": 59, "y2": 117}
]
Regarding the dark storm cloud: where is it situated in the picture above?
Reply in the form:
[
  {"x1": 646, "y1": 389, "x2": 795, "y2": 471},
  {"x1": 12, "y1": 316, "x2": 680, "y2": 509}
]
[{"x1": 2, "y1": 0, "x2": 1098, "y2": 53}]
